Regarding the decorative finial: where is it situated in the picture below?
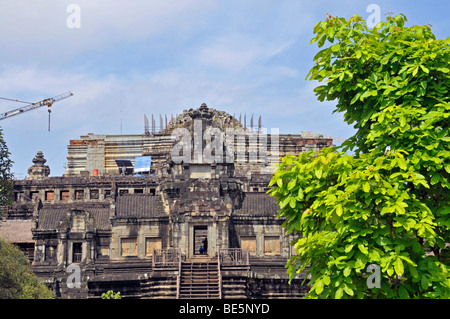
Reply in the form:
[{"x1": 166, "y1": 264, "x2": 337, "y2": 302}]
[
  {"x1": 28, "y1": 151, "x2": 50, "y2": 179},
  {"x1": 199, "y1": 103, "x2": 208, "y2": 111},
  {"x1": 32, "y1": 151, "x2": 47, "y2": 166}
]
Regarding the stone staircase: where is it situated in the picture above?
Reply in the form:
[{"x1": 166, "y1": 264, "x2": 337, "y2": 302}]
[
  {"x1": 221, "y1": 276, "x2": 247, "y2": 299},
  {"x1": 178, "y1": 259, "x2": 221, "y2": 299},
  {"x1": 141, "y1": 276, "x2": 178, "y2": 299}
]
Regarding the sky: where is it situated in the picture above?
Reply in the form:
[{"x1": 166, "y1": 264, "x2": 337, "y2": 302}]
[{"x1": 0, "y1": 0, "x2": 448, "y2": 178}]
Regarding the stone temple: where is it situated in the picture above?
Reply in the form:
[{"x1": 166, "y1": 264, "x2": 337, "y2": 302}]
[{"x1": 0, "y1": 104, "x2": 333, "y2": 298}]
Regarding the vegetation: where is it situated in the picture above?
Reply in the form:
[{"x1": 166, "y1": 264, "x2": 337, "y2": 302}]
[
  {"x1": 0, "y1": 127, "x2": 13, "y2": 216},
  {"x1": 0, "y1": 238, "x2": 55, "y2": 299},
  {"x1": 0, "y1": 128, "x2": 54, "y2": 298},
  {"x1": 269, "y1": 13, "x2": 449, "y2": 298},
  {"x1": 101, "y1": 290, "x2": 121, "y2": 299}
]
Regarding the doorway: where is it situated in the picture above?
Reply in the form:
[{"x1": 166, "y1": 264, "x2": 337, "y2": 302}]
[
  {"x1": 72, "y1": 242, "x2": 82, "y2": 263},
  {"x1": 193, "y1": 226, "x2": 208, "y2": 255}
]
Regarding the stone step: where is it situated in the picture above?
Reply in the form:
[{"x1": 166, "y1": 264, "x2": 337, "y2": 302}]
[
  {"x1": 140, "y1": 277, "x2": 178, "y2": 299},
  {"x1": 222, "y1": 287, "x2": 246, "y2": 292},
  {"x1": 180, "y1": 273, "x2": 219, "y2": 278},
  {"x1": 180, "y1": 288, "x2": 219, "y2": 293},
  {"x1": 178, "y1": 261, "x2": 222, "y2": 299},
  {"x1": 182, "y1": 271, "x2": 218, "y2": 275},
  {"x1": 223, "y1": 294, "x2": 246, "y2": 299},
  {"x1": 179, "y1": 294, "x2": 220, "y2": 299},
  {"x1": 182, "y1": 265, "x2": 218, "y2": 270}
]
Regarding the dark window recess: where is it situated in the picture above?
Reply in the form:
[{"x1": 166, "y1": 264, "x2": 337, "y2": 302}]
[
  {"x1": 31, "y1": 191, "x2": 40, "y2": 201},
  {"x1": 45, "y1": 191, "x2": 54, "y2": 201},
  {"x1": 104, "y1": 190, "x2": 111, "y2": 198},
  {"x1": 44, "y1": 245, "x2": 54, "y2": 260},
  {"x1": 75, "y1": 190, "x2": 84, "y2": 200},
  {"x1": 15, "y1": 192, "x2": 24, "y2": 201},
  {"x1": 166, "y1": 188, "x2": 179, "y2": 198},
  {"x1": 119, "y1": 189, "x2": 129, "y2": 195},
  {"x1": 90, "y1": 189, "x2": 99, "y2": 199},
  {"x1": 134, "y1": 189, "x2": 143, "y2": 194},
  {"x1": 150, "y1": 189, "x2": 156, "y2": 196},
  {"x1": 60, "y1": 190, "x2": 70, "y2": 201},
  {"x1": 73, "y1": 243, "x2": 82, "y2": 263}
]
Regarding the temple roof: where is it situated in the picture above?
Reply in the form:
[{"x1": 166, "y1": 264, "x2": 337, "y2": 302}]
[
  {"x1": 234, "y1": 192, "x2": 279, "y2": 216},
  {"x1": 115, "y1": 194, "x2": 165, "y2": 218},
  {"x1": 36, "y1": 205, "x2": 111, "y2": 230},
  {"x1": 0, "y1": 219, "x2": 33, "y2": 243}
]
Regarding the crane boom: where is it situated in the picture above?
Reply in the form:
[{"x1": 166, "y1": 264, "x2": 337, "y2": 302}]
[{"x1": 0, "y1": 91, "x2": 73, "y2": 121}]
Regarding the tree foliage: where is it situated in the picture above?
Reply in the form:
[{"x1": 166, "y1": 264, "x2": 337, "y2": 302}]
[
  {"x1": 101, "y1": 290, "x2": 121, "y2": 299},
  {"x1": 269, "y1": 13, "x2": 449, "y2": 298},
  {"x1": 0, "y1": 127, "x2": 13, "y2": 214},
  {"x1": 0, "y1": 238, "x2": 55, "y2": 299}
]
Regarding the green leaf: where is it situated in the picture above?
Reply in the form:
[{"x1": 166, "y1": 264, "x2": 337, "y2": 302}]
[
  {"x1": 421, "y1": 276, "x2": 429, "y2": 290},
  {"x1": 289, "y1": 197, "x2": 297, "y2": 208},
  {"x1": 387, "y1": 267, "x2": 394, "y2": 276},
  {"x1": 397, "y1": 157, "x2": 407, "y2": 170},
  {"x1": 355, "y1": 255, "x2": 366, "y2": 270},
  {"x1": 358, "y1": 244, "x2": 368, "y2": 255},
  {"x1": 408, "y1": 263, "x2": 419, "y2": 279},
  {"x1": 288, "y1": 178, "x2": 296, "y2": 190},
  {"x1": 430, "y1": 174, "x2": 440, "y2": 185},
  {"x1": 398, "y1": 286, "x2": 409, "y2": 299},
  {"x1": 362, "y1": 182, "x2": 370, "y2": 193},
  {"x1": 343, "y1": 284, "x2": 354, "y2": 296},
  {"x1": 330, "y1": 44, "x2": 340, "y2": 52},
  {"x1": 335, "y1": 287, "x2": 343, "y2": 299},
  {"x1": 344, "y1": 244, "x2": 354, "y2": 253},
  {"x1": 350, "y1": 93, "x2": 361, "y2": 105},
  {"x1": 420, "y1": 81, "x2": 427, "y2": 90},
  {"x1": 280, "y1": 196, "x2": 290, "y2": 208},
  {"x1": 394, "y1": 258, "x2": 404, "y2": 276},
  {"x1": 323, "y1": 275, "x2": 331, "y2": 285},
  {"x1": 297, "y1": 187, "x2": 304, "y2": 200},
  {"x1": 330, "y1": 212, "x2": 340, "y2": 224},
  {"x1": 419, "y1": 65, "x2": 429, "y2": 74},
  {"x1": 315, "y1": 279, "x2": 324, "y2": 294},
  {"x1": 318, "y1": 34, "x2": 327, "y2": 47},
  {"x1": 315, "y1": 167, "x2": 323, "y2": 178},
  {"x1": 276, "y1": 178, "x2": 283, "y2": 188},
  {"x1": 343, "y1": 266, "x2": 351, "y2": 277},
  {"x1": 335, "y1": 204, "x2": 343, "y2": 216},
  {"x1": 326, "y1": 27, "x2": 335, "y2": 40}
]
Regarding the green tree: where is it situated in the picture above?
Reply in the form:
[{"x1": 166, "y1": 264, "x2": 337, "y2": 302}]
[
  {"x1": 0, "y1": 238, "x2": 55, "y2": 299},
  {"x1": 269, "y1": 13, "x2": 449, "y2": 298},
  {"x1": 0, "y1": 127, "x2": 13, "y2": 216}
]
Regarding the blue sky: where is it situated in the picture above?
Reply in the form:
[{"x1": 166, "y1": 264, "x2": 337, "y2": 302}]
[{"x1": 0, "y1": 0, "x2": 448, "y2": 177}]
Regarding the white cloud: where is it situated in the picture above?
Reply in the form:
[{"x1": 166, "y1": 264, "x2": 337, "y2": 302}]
[
  {"x1": 198, "y1": 34, "x2": 264, "y2": 70},
  {"x1": 0, "y1": 0, "x2": 218, "y2": 63}
]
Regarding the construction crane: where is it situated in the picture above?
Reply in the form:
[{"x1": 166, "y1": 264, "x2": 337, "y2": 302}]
[
  {"x1": 0, "y1": 91, "x2": 73, "y2": 131},
  {"x1": 301, "y1": 130, "x2": 347, "y2": 143}
]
